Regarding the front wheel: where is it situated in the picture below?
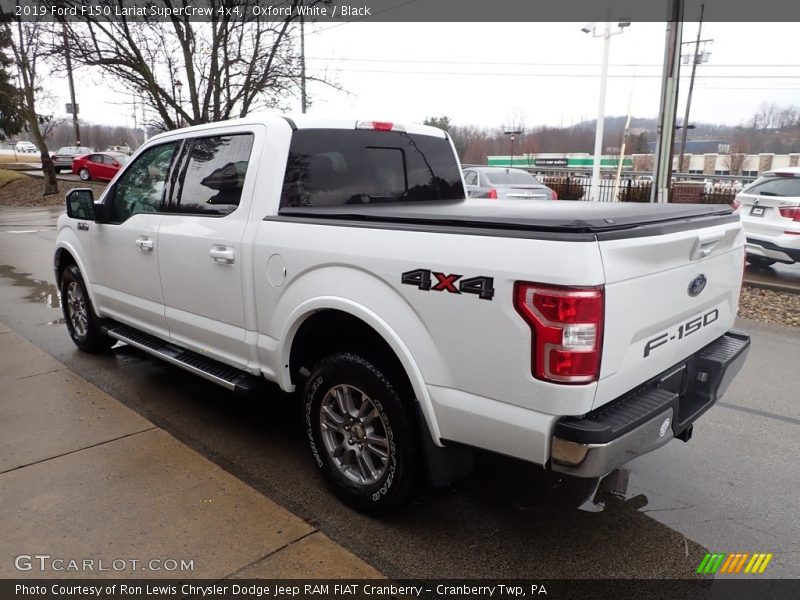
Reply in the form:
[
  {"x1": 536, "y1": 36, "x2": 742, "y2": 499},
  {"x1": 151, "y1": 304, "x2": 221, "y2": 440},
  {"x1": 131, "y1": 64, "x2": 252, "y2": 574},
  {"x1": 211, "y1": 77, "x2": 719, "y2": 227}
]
[
  {"x1": 60, "y1": 265, "x2": 114, "y2": 353},
  {"x1": 304, "y1": 353, "x2": 419, "y2": 514},
  {"x1": 79, "y1": 168, "x2": 91, "y2": 181}
]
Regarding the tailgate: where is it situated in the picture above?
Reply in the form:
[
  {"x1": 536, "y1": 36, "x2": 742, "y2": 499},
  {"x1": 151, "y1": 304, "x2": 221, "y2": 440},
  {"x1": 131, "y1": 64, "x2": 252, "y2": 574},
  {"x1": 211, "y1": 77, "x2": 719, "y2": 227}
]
[{"x1": 594, "y1": 220, "x2": 745, "y2": 409}]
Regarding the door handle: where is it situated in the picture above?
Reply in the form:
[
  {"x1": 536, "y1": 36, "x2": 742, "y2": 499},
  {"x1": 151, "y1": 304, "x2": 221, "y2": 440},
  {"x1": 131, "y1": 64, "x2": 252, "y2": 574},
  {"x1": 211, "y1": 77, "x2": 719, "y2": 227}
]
[
  {"x1": 135, "y1": 237, "x2": 154, "y2": 252},
  {"x1": 209, "y1": 246, "x2": 235, "y2": 264}
]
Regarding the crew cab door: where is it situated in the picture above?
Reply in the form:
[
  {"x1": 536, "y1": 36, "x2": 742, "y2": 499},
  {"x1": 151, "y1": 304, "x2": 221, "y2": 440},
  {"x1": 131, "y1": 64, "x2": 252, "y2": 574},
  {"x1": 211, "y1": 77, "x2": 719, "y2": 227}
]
[
  {"x1": 90, "y1": 142, "x2": 179, "y2": 337},
  {"x1": 157, "y1": 131, "x2": 258, "y2": 369}
]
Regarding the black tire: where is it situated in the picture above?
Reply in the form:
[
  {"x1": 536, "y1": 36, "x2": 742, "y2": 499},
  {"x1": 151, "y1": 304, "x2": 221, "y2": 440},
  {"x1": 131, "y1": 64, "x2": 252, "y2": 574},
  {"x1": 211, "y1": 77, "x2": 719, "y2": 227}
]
[
  {"x1": 60, "y1": 264, "x2": 114, "y2": 353},
  {"x1": 79, "y1": 168, "x2": 91, "y2": 181},
  {"x1": 303, "y1": 353, "x2": 419, "y2": 514},
  {"x1": 747, "y1": 256, "x2": 776, "y2": 268}
]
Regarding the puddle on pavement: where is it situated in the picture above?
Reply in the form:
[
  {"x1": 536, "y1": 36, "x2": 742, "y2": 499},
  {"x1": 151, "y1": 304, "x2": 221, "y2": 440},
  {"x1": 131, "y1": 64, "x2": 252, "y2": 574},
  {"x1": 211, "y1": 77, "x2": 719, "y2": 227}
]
[{"x1": 0, "y1": 265, "x2": 61, "y2": 308}]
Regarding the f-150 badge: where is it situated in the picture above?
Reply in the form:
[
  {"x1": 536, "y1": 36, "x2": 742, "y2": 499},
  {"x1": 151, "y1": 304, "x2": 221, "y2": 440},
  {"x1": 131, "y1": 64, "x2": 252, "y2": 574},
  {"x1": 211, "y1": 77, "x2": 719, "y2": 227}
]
[{"x1": 401, "y1": 269, "x2": 494, "y2": 300}]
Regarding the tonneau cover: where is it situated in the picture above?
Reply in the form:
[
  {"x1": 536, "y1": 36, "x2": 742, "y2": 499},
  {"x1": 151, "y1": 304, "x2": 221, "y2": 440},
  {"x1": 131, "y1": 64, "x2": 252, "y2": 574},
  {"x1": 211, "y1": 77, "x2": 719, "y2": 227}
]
[{"x1": 278, "y1": 199, "x2": 735, "y2": 235}]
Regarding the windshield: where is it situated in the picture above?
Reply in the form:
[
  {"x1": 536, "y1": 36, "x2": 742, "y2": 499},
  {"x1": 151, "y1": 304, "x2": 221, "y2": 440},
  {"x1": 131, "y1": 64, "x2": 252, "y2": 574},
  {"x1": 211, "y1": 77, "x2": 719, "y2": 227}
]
[
  {"x1": 280, "y1": 129, "x2": 464, "y2": 207},
  {"x1": 484, "y1": 169, "x2": 542, "y2": 185}
]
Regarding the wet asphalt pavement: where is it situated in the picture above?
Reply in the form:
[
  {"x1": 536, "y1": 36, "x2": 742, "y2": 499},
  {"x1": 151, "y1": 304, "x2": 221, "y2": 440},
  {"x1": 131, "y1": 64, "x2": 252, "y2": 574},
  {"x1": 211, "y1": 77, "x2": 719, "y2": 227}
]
[{"x1": 1, "y1": 205, "x2": 799, "y2": 579}]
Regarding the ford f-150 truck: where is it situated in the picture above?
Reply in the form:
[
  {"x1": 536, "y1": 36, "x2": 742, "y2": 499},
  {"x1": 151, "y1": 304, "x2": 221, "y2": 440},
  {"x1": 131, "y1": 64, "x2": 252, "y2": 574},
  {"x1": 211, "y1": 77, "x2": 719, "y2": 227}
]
[{"x1": 54, "y1": 115, "x2": 750, "y2": 513}]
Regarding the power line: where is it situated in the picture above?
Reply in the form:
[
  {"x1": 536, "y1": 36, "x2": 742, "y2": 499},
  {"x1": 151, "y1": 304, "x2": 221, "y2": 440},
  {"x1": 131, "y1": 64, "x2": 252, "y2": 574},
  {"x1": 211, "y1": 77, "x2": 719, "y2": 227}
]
[
  {"x1": 305, "y1": 67, "x2": 800, "y2": 79},
  {"x1": 306, "y1": 56, "x2": 800, "y2": 69}
]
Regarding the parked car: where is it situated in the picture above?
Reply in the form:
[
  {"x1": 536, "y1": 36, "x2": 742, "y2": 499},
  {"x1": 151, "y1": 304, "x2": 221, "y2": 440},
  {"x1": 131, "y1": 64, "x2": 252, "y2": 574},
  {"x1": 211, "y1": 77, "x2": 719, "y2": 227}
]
[
  {"x1": 72, "y1": 152, "x2": 129, "y2": 181},
  {"x1": 106, "y1": 145, "x2": 133, "y2": 155},
  {"x1": 15, "y1": 140, "x2": 37, "y2": 153},
  {"x1": 55, "y1": 115, "x2": 749, "y2": 514},
  {"x1": 463, "y1": 166, "x2": 557, "y2": 200},
  {"x1": 52, "y1": 146, "x2": 95, "y2": 172},
  {"x1": 737, "y1": 167, "x2": 800, "y2": 267}
]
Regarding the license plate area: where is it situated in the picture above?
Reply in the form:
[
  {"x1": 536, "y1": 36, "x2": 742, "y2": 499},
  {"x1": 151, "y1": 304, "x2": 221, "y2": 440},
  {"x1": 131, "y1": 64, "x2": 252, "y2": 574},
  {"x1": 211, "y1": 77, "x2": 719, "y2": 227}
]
[{"x1": 750, "y1": 206, "x2": 766, "y2": 217}]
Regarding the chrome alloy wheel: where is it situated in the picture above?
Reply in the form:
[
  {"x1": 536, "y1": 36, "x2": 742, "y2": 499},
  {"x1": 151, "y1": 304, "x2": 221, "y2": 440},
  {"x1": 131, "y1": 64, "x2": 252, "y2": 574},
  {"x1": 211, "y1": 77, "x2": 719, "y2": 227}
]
[
  {"x1": 319, "y1": 384, "x2": 390, "y2": 485},
  {"x1": 66, "y1": 281, "x2": 89, "y2": 338}
]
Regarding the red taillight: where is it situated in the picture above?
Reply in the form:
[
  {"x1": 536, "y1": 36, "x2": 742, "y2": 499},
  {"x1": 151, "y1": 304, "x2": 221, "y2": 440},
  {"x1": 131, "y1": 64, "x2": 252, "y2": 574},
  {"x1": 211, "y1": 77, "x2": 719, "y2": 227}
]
[
  {"x1": 372, "y1": 121, "x2": 394, "y2": 131},
  {"x1": 551, "y1": 189, "x2": 558, "y2": 200},
  {"x1": 487, "y1": 188, "x2": 498, "y2": 199},
  {"x1": 731, "y1": 199, "x2": 741, "y2": 212},
  {"x1": 514, "y1": 283, "x2": 604, "y2": 384},
  {"x1": 779, "y1": 206, "x2": 800, "y2": 221}
]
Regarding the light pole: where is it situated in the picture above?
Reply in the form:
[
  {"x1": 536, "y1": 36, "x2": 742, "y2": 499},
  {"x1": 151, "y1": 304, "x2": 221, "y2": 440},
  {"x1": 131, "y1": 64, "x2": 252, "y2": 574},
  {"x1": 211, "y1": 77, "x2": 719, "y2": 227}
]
[
  {"x1": 583, "y1": 20, "x2": 630, "y2": 202},
  {"x1": 504, "y1": 129, "x2": 522, "y2": 168},
  {"x1": 174, "y1": 79, "x2": 183, "y2": 128}
]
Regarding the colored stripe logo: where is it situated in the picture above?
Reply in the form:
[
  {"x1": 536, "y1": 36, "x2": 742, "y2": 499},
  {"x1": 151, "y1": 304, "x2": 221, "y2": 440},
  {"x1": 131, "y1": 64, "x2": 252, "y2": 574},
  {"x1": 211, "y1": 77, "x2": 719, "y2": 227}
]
[{"x1": 696, "y1": 552, "x2": 773, "y2": 574}]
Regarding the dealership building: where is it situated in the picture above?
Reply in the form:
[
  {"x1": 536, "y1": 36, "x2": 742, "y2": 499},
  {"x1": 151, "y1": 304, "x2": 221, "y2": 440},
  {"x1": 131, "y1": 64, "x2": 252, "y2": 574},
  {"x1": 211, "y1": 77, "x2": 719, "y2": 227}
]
[{"x1": 487, "y1": 152, "x2": 800, "y2": 177}]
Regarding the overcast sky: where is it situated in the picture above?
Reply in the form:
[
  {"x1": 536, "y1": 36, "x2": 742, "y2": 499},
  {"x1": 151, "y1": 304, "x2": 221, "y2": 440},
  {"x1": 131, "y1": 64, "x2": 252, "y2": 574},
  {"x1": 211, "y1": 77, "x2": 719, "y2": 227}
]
[{"x1": 52, "y1": 22, "x2": 800, "y2": 131}]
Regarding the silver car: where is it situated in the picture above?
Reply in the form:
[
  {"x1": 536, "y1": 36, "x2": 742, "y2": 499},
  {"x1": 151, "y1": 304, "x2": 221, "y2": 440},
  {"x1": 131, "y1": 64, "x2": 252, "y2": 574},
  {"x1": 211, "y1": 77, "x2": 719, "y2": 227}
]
[
  {"x1": 462, "y1": 166, "x2": 557, "y2": 200},
  {"x1": 52, "y1": 146, "x2": 95, "y2": 173}
]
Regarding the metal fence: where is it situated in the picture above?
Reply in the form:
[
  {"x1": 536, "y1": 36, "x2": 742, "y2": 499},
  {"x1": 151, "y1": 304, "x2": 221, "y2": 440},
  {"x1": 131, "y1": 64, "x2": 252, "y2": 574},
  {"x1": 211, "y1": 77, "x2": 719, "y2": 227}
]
[
  {"x1": 461, "y1": 164, "x2": 748, "y2": 204},
  {"x1": 538, "y1": 176, "x2": 739, "y2": 205}
]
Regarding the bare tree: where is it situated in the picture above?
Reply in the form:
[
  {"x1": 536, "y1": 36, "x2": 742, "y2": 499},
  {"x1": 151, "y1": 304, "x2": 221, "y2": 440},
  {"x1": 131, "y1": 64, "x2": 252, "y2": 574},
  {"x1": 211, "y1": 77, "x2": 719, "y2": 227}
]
[
  {"x1": 62, "y1": 0, "x2": 334, "y2": 129},
  {"x1": 722, "y1": 153, "x2": 746, "y2": 176},
  {"x1": 4, "y1": 18, "x2": 59, "y2": 196}
]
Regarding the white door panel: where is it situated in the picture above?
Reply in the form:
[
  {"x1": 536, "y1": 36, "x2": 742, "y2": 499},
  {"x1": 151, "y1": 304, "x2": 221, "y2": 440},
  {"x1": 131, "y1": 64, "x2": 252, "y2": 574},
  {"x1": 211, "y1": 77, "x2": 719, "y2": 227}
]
[
  {"x1": 90, "y1": 214, "x2": 168, "y2": 336},
  {"x1": 158, "y1": 215, "x2": 248, "y2": 365}
]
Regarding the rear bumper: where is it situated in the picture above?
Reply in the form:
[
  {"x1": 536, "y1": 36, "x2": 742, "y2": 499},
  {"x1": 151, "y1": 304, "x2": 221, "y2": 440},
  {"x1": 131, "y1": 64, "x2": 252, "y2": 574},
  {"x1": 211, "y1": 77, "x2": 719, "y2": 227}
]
[
  {"x1": 746, "y1": 237, "x2": 800, "y2": 263},
  {"x1": 550, "y1": 330, "x2": 750, "y2": 478}
]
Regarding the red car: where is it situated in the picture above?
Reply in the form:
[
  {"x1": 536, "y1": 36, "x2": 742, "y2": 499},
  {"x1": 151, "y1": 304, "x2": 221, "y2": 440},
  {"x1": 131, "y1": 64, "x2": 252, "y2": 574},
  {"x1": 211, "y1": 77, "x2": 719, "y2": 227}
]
[{"x1": 71, "y1": 152, "x2": 129, "y2": 181}]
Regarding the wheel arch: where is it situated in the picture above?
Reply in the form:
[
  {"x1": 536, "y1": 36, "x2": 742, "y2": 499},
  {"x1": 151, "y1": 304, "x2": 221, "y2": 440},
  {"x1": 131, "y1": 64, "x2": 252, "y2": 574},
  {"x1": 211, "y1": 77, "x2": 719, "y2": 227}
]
[
  {"x1": 281, "y1": 300, "x2": 443, "y2": 444},
  {"x1": 54, "y1": 241, "x2": 100, "y2": 310}
]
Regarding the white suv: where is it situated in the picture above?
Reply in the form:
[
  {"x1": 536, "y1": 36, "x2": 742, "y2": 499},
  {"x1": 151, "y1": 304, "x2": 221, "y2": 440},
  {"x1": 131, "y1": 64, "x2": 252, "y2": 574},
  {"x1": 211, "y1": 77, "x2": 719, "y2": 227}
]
[
  {"x1": 737, "y1": 167, "x2": 800, "y2": 267},
  {"x1": 15, "y1": 140, "x2": 37, "y2": 153}
]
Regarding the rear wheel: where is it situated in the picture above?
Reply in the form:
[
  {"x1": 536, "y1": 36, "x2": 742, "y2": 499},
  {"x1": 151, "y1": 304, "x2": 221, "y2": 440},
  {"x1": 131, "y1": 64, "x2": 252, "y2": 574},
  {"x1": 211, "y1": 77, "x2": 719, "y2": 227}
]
[
  {"x1": 79, "y1": 168, "x2": 91, "y2": 181},
  {"x1": 60, "y1": 265, "x2": 114, "y2": 353},
  {"x1": 747, "y1": 256, "x2": 776, "y2": 268},
  {"x1": 304, "y1": 353, "x2": 419, "y2": 514}
]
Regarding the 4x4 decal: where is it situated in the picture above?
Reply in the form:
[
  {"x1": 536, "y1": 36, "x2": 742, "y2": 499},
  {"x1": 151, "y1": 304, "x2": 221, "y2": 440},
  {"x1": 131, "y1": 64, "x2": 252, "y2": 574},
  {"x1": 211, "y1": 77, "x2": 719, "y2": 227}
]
[{"x1": 401, "y1": 269, "x2": 495, "y2": 300}]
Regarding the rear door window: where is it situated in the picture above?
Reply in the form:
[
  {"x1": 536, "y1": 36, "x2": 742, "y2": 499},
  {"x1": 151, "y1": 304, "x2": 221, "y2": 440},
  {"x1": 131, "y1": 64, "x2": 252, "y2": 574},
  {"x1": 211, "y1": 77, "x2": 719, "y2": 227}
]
[
  {"x1": 173, "y1": 134, "x2": 254, "y2": 216},
  {"x1": 280, "y1": 129, "x2": 464, "y2": 207},
  {"x1": 743, "y1": 176, "x2": 800, "y2": 197}
]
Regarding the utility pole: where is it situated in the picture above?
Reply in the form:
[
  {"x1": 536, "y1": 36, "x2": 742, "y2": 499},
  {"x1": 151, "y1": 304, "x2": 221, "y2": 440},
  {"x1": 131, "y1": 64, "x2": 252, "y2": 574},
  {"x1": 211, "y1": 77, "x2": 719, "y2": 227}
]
[
  {"x1": 61, "y1": 23, "x2": 80, "y2": 146},
  {"x1": 678, "y1": 5, "x2": 712, "y2": 176},
  {"x1": 300, "y1": 15, "x2": 307, "y2": 113},
  {"x1": 651, "y1": 0, "x2": 684, "y2": 203}
]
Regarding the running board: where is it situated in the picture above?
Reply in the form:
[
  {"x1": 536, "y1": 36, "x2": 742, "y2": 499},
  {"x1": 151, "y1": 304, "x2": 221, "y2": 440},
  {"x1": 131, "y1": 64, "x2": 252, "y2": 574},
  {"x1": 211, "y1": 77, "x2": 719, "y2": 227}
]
[{"x1": 103, "y1": 323, "x2": 262, "y2": 394}]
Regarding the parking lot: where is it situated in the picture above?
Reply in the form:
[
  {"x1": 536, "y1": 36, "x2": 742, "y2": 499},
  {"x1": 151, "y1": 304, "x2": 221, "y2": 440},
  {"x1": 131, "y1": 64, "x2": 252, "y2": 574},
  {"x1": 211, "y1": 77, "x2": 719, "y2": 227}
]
[{"x1": 1, "y1": 204, "x2": 798, "y2": 579}]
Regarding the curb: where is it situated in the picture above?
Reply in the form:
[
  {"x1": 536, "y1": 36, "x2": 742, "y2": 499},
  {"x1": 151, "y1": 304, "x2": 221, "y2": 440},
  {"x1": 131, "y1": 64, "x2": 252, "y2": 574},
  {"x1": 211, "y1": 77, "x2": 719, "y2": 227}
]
[{"x1": 743, "y1": 279, "x2": 800, "y2": 295}]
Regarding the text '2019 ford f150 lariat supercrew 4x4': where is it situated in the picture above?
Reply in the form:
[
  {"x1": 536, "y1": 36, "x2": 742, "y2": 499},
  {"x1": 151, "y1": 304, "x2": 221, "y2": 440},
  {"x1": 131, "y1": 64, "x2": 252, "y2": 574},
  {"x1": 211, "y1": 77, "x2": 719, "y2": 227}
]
[{"x1": 54, "y1": 115, "x2": 749, "y2": 513}]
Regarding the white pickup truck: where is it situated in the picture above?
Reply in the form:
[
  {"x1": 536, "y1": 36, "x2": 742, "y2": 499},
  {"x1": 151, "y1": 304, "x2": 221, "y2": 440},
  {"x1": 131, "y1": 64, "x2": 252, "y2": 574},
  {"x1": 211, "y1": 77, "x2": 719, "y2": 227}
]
[{"x1": 55, "y1": 115, "x2": 750, "y2": 513}]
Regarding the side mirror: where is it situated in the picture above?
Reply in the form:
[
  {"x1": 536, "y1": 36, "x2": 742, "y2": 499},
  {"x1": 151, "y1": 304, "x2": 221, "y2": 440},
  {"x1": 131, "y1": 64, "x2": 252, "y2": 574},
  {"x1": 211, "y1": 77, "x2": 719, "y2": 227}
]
[{"x1": 65, "y1": 189, "x2": 95, "y2": 220}]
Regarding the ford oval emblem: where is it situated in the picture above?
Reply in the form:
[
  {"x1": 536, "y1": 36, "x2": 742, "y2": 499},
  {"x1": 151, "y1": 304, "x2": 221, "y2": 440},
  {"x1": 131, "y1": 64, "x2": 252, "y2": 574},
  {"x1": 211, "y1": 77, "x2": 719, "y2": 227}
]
[{"x1": 688, "y1": 274, "x2": 707, "y2": 297}]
